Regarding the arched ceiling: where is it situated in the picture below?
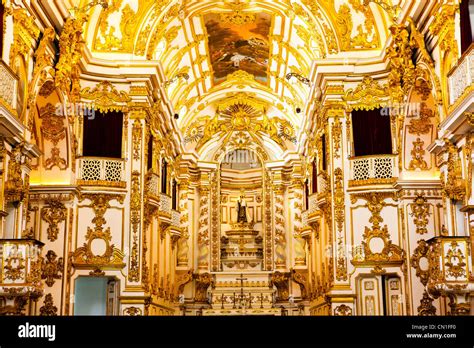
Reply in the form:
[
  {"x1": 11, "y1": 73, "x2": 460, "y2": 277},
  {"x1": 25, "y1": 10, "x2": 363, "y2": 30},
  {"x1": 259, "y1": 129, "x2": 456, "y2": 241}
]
[{"x1": 74, "y1": 0, "x2": 391, "y2": 159}]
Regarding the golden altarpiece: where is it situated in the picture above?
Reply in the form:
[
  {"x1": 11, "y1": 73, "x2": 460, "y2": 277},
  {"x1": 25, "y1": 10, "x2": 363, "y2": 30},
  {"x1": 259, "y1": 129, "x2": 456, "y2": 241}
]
[{"x1": 0, "y1": 0, "x2": 473, "y2": 316}]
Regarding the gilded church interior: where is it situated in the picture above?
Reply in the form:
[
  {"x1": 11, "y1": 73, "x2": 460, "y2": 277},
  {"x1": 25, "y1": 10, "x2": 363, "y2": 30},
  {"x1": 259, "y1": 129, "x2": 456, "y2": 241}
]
[{"x1": 0, "y1": 0, "x2": 473, "y2": 317}]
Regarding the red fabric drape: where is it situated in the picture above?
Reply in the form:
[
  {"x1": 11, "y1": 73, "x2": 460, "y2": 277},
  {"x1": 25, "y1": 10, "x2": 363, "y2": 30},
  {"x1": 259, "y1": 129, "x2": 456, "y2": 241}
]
[
  {"x1": 82, "y1": 110, "x2": 123, "y2": 158},
  {"x1": 352, "y1": 109, "x2": 392, "y2": 157}
]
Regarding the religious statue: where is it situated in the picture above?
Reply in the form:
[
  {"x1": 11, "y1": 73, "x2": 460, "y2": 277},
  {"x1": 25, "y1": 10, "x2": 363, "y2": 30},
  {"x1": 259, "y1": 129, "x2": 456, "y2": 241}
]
[{"x1": 236, "y1": 190, "x2": 249, "y2": 223}]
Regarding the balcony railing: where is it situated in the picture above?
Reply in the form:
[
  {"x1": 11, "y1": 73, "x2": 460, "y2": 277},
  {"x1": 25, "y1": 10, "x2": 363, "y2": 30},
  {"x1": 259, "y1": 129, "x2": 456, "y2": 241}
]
[
  {"x1": 302, "y1": 210, "x2": 308, "y2": 227},
  {"x1": 308, "y1": 194, "x2": 318, "y2": 215},
  {"x1": 159, "y1": 193, "x2": 172, "y2": 217},
  {"x1": 0, "y1": 60, "x2": 18, "y2": 114},
  {"x1": 0, "y1": 239, "x2": 44, "y2": 298},
  {"x1": 317, "y1": 173, "x2": 329, "y2": 195},
  {"x1": 448, "y1": 44, "x2": 474, "y2": 107},
  {"x1": 171, "y1": 209, "x2": 181, "y2": 229},
  {"x1": 145, "y1": 172, "x2": 160, "y2": 199},
  {"x1": 77, "y1": 157, "x2": 126, "y2": 187},
  {"x1": 349, "y1": 155, "x2": 398, "y2": 186}
]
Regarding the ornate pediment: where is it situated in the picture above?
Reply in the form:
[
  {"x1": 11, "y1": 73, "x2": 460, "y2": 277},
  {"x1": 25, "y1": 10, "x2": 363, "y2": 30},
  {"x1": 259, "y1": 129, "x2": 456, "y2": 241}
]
[
  {"x1": 343, "y1": 76, "x2": 389, "y2": 111},
  {"x1": 81, "y1": 81, "x2": 131, "y2": 112}
]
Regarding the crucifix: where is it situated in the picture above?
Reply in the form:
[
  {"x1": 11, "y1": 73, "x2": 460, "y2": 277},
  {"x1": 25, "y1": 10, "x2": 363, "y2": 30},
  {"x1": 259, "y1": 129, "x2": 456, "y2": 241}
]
[{"x1": 236, "y1": 273, "x2": 248, "y2": 309}]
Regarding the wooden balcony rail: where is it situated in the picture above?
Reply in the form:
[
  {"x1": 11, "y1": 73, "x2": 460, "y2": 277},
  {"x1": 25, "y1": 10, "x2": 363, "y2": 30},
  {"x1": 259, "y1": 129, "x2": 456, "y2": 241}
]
[
  {"x1": 448, "y1": 43, "x2": 474, "y2": 106},
  {"x1": 78, "y1": 157, "x2": 125, "y2": 187}
]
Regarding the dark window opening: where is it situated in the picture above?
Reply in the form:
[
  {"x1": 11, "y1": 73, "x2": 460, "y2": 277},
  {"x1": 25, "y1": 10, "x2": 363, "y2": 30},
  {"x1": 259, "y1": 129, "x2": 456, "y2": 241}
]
[
  {"x1": 304, "y1": 179, "x2": 309, "y2": 210},
  {"x1": 161, "y1": 159, "x2": 168, "y2": 194},
  {"x1": 312, "y1": 160, "x2": 318, "y2": 194},
  {"x1": 460, "y1": 0, "x2": 474, "y2": 54},
  {"x1": 82, "y1": 110, "x2": 123, "y2": 158},
  {"x1": 352, "y1": 108, "x2": 392, "y2": 157},
  {"x1": 0, "y1": 2, "x2": 4, "y2": 58},
  {"x1": 172, "y1": 180, "x2": 178, "y2": 210},
  {"x1": 321, "y1": 134, "x2": 327, "y2": 170},
  {"x1": 147, "y1": 135, "x2": 153, "y2": 171}
]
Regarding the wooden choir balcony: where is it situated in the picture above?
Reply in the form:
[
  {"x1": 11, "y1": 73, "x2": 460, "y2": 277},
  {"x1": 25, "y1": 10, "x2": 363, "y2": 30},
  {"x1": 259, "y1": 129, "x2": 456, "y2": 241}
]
[
  {"x1": 0, "y1": 239, "x2": 44, "y2": 300},
  {"x1": 77, "y1": 157, "x2": 126, "y2": 188},
  {"x1": 448, "y1": 43, "x2": 474, "y2": 108},
  {"x1": 349, "y1": 154, "x2": 398, "y2": 187}
]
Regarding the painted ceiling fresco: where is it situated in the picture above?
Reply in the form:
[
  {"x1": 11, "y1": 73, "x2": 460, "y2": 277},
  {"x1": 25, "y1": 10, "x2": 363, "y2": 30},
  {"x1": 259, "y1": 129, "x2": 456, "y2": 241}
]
[{"x1": 204, "y1": 13, "x2": 272, "y2": 85}]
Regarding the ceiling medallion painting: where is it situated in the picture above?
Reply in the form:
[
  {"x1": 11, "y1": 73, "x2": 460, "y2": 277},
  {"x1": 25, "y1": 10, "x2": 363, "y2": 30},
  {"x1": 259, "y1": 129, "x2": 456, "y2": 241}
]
[{"x1": 204, "y1": 12, "x2": 271, "y2": 85}]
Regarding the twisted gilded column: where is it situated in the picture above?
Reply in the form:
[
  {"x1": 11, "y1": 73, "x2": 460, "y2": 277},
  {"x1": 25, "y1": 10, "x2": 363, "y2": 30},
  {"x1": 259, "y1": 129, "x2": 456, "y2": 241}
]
[
  {"x1": 274, "y1": 185, "x2": 287, "y2": 269},
  {"x1": 177, "y1": 182, "x2": 189, "y2": 267},
  {"x1": 291, "y1": 179, "x2": 306, "y2": 267},
  {"x1": 197, "y1": 186, "x2": 210, "y2": 270}
]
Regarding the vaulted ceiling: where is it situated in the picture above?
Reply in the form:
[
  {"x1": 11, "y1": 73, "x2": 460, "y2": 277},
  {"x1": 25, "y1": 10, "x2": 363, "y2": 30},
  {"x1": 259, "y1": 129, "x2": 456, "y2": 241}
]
[{"x1": 75, "y1": 0, "x2": 393, "y2": 159}]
